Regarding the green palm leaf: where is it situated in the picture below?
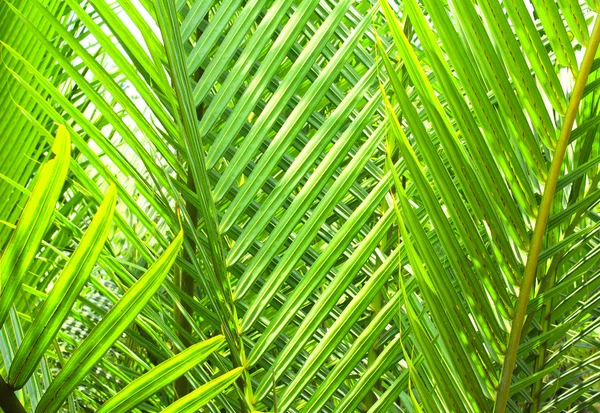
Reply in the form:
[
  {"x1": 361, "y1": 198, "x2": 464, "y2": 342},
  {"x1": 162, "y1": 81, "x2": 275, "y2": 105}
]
[
  {"x1": 0, "y1": 126, "x2": 70, "y2": 330},
  {"x1": 97, "y1": 335, "x2": 225, "y2": 413},
  {"x1": 36, "y1": 230, "x2": 183, "y2": 413},
  {"x1": 8, "y1": 184, "x2": 117, "y2": 390},
  {"x1": 1, "y1": 0, "x2": 599, "y2": 412}
]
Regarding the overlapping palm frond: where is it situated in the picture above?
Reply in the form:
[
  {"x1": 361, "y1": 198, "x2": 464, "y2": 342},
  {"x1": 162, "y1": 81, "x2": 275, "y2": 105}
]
[
  {"x1": 0, "y1": 0, "x2": 599, "y2": 412},
  {"x1": 378, "y1": 0, "x2": 600, "y2": 411},
  {"x1": 0, "y1": 0, "x2": 74, "y2": 247},
  {"x1": 0, "y1": 0, "x2": 391, "y2": 411}
]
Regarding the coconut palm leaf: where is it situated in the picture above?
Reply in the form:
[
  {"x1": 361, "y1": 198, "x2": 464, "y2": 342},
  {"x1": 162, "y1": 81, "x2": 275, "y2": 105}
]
[
  {"x1": 0, "y1": 0, "x2": 599, "y2": 412},
  {"x1": 378, "y1": 0, "x2": 600, "y2": 411}
]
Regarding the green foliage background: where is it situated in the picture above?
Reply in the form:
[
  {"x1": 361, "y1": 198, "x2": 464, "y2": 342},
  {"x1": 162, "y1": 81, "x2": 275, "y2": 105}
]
[{"x1": 0, "y1": 0, "x2": 600, "y2": 412}]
